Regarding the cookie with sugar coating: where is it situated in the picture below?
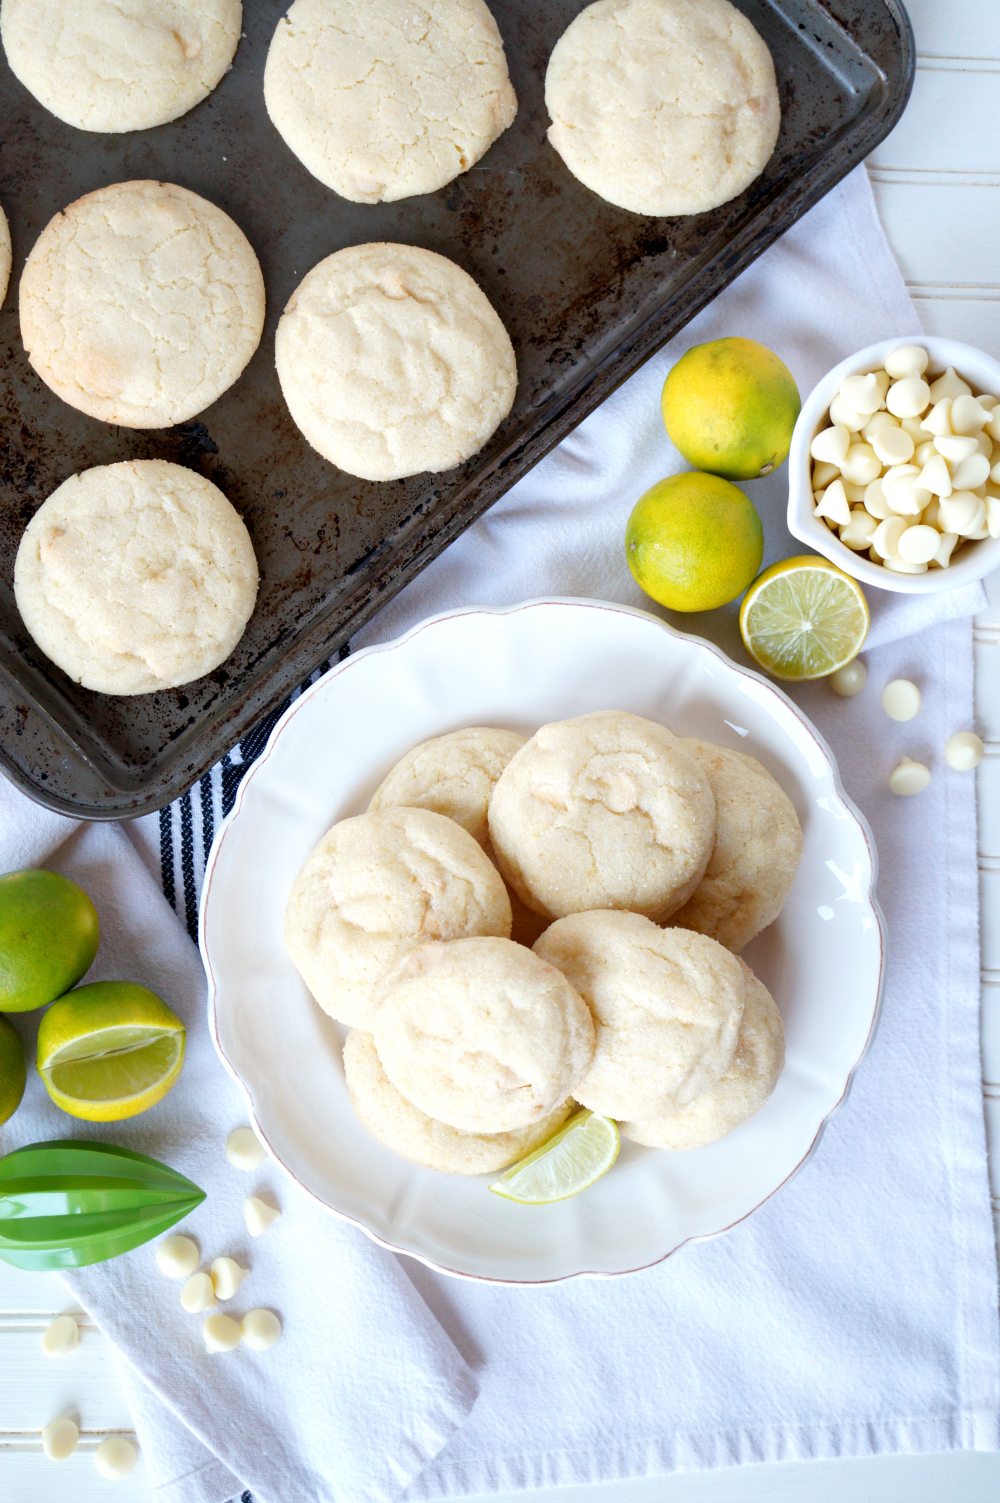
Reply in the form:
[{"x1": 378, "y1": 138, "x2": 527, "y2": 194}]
[
  {"x1": 535, "y1": 911, "x2": 744, "y2": 1120},
  {"x1": 19, "y1": 180, "x2": 264, "y2": 428},
  {"x1": 372, "y1": 936, "x2": 595, "y2": 1133},
  {"x1": 369, "y1": 727, "x2": 526, "y2": 851},
  {"x1": 264, "y1": 0, "x2": 517, "y2": 204},
  {"x1": 487, "y1": 710, "x2": 716, "y2": 921},
  {"x1": 1, "y1": 0, "x2": 242, "y2": 134},
  {"x1": 344, "y1": 1030, "x2": 574, "y2": 1175},
  {"x1": 285, "y1": 808, "x2": 511, "y2": 1030},
  {"x1": 620, "y1": 959, "x2": 784, "y2": 1148},
  {"x1": 669, "y1": 739, "x2": 803, "y2": 952},
  {"x1": 0, "y1": 200, "x2": 10, "y2": 306},
  {"x1": 276, "y1": 242, "x2": 516, "y2": 482},
  {"x1": 545, "y1": 0, "x2": 780, "y2": 217},
  {"x1": 14, "y1": 460, "x2": 257, "y2": 695}
]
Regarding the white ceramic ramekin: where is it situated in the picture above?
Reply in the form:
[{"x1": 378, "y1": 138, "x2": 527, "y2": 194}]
[{"x1": 787, "y1": 336, "x2": 1000, "y2": 594}]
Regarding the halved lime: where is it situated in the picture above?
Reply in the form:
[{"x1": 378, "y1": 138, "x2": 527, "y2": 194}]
[
  {"x1": 489, "y1": 1110, "x2": 619, "y2": 1204},
  {"x1": 36, "y1": 981, "x2": 185, "y2": 1122},
  {"x1": 739, "y1": 555, "x2": 869, "y2": 681}
]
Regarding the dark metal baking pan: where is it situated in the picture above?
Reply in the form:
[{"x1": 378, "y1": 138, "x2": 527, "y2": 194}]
[{"x1": 0, "y1": 0, "x2": 914, "y2": 819}]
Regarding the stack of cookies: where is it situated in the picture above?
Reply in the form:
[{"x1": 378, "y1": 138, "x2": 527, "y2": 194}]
[{"x1": 284, "y1": 710, "x2": 803, "y2": 1175}]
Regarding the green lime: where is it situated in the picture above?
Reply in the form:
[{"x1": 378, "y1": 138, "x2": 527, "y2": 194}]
[
  {"x1": 0, "y1": 870, "x2": 99, "y2": 1012},
  {"x1": 489, "y1": 1110, "x2": 620, "y2": 1203},
  {"x1": 626, "y1": 470, "x2": 764, "y2": 612},
  {"x1": 0, "y1": 1015, "x2": 26, "y2": 1125},
  {"x1": 662, "y1": 336, "x2": 801, "y2": 481}
]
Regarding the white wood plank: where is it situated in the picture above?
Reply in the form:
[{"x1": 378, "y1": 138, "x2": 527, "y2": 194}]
[
  {"x1": 982, "y1": 870, "x2": 1000, "y2": 973},
  {"x1": 0, "y1": 1263, "x2": 81, "y2": 1315},
  {"x1": 911, "y1": 298, "x2": 1000, "y2": 361},
  {"x1": 0, "y1": 1447, "x2": 150, "y2": 1503},
  {"x1": 986, "y1": 1096, "x2": 1000, "y2": 1200},
  {"x1": 0, "y1": 1328, "x2": 136, "y2": 1430},
  {"x1": 976, "y1": 567, "x2": 1000, "y2": 630},
  {"x1": 904, "y1": 0, "x2": 997, "y2": 60},
  {"x1": 869, "y1": 70, "x2": 1000, "y2": 175},
  {"x1": 867, "y1": 179, "x2": 1000, "y2": 295},
  {"x1": 978, "y1": 752, "x2": 1000, "y2": 860},
  {"x1": 974, "y1": 641, "x2": 1000, "y2": 741},
  {"x1": 985, "y1": 979, "x2": 1000, "y2": 1089}
]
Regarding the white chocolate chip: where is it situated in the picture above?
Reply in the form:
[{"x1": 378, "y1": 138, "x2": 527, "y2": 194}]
[
  {"x1": 934, "y1": 433, "x2": 979, "y2": 464},
  {"x1": 812, "y1": 459, "x2": 841, "y2": 489},
  {"x1": 950, "y1": 394, "x2": 990, "y2": 435},
  {"x1": 889, "y1": 757, "x2": 931, "y2": 795},
  {"x1": 916, "y1": 454, "x2": 952, "y2": 498},
  {"x1": 950, "y1": 452, "x2": 991, "y2": 491},
  {"x1": 840, "y1": 372, "x2": 884, "y2": 414},
  {"x1": 945, "y1": 732, "x2": 984, "y2": 771},
  {"x1": 930, "y1": 531, "x2": 960, "y2": 568},
  {"x1": 842, "y1": 480, "x2": 866, "y2": 503},
  {"x1": 862, "y1": 410, "x2": 899, "y2": 440},
  {"x1": 921, "y1": 497, "x2": 942, "y2": 529},
  {"x1": 156, "y1": 1235, "x2": 199, "y2": 1279},
  {"x1": 840, "y1": 443, "x2": 882, "y2": 485},
  {"x1": 886, "y1": 377, "x2": 931, "y2": 418},
  {"x1": 815, "y1": 479, "x2": 851, "y2": 526},
  {"x1": 977, "y1": 431, "x2": 993, "y2": 458},
  {"x1": 884, "y1": 345, "x2": 928, "y2": 379},
  {"x1": 94, "y1": 1437, "x2": 137, "y2": 1480},
  {"x1": 882, "y1": 679, "x2": 921, "y2": 721},
  {"x1": 244, "y1": 1196, "x2": 281, "y2": 1237},
  {"x1": 871, "y1": 425, "x2": 914, "y2": 466},
  {"x1": 863, "y1": 478, "x2": 892, "y2": 519},
  {"x1": 203, "y1": 1313, "x2": 242, "y2": 1353},
  {"x1": 872, "y1": 516, "x2": 908, "y2": 560},
  {"x1": 884, "y1": 477, "x2": 930, "y2": 517},
  {"x1": 923, "y1": 398, "x2": 953, "y2": 437},
  {"x1": 829, "y1": 394, "x2": 867, "y2": 432},
  {"x1": 226, "y1": 1127, "x2": 266, "y2": 1171},
  {"x1": 42, "y1": 1417, "x2": 78, "y2": 1461},
  {"x1": 901, "y1": 414, "x2": 933, "y2": 443},
  {"x1": 181, "y1": 1271, "x2": 217, "y2": 1313},
  {"x1": 211, "y1": 1256, "x2": 249, "y2": 1301},
  {"x1": 986, "y1": 410, "x2": 1000, "y2": 443},
  {"x1": 938, "y1": 491, "x2": 986, "y2": 536},
  {"x1": 914, "y1": 440, "x2": 937, "y2": 466},
  {"x1": 978, "y1": 395, "x2": 999, "y2": 411},
  {"x1": 882, "y1": 557, "x2": 928, "y2": 574},
  {"x1": 986, "y1": 496, "x2": 1000, "y2": 538},
  {"x1": 241, "y1": 1308, "x2": 283, "y2": 1350},
  {"x1": 829, "y1": 659, "x2": 867, "y2": 696},
  {"x1": 839, "y1": 508, "x2": 877, "y2": 550},
  {"x1": 41, "y1": 1315, "x2": 79, "y2": 1357},
  {"x1": 928, "y1": 367, "x2": 972, "y2": 402},
  {"x1": 896, "y1": 524, "x2": 941, "y2": 565}
]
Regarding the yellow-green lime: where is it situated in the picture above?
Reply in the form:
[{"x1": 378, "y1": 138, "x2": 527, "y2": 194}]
[
  {"x1": 489, "y1": 1110, "x2": 619, "y2": 1204},
  {"x1": 0, "y1": 869, "x2": 99, "y2": 1012},
  {"x1": 739, "y1": 555, "x2": 870, "y2": 680},
  {"x1": 662, "y1": 336, "x2": 801, "y2": 481},
  {"x1": 626, "y1": 470, "x2": 763, "y2": 612},
  {"x1": 0, "y1": 1014, "x2": 26, "y2": 1125},
  {"x1": 36, "y1": 981, "x2": 185, "y2": 1122}
]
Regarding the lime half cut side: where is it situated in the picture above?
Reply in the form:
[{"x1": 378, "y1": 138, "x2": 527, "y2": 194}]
[
  {"x1": 739, "y1": 555, "x2": 869, "y2": 681},
  {"x1": 489, "y1": 1110, "x2": 620, "y2": 1204}
]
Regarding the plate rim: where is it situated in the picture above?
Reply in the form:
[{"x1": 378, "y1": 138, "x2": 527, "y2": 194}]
[{"x1": 199, "y1": 596, "x2": 887, "y2": 1286}]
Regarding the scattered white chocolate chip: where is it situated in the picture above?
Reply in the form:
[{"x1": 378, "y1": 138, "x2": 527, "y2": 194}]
[
  {"x1": 886, "y1": 376, "x2": 930, "y2": 418},
  {"x1": 829, "y1": 394, "x2": 866, "y2": 432},
  {"x1": 42, "y1": 1417, "x2": 79, "y2": 1461},
  {"x1": 896, "y1": 524, "x2": 941, "y2": 565},
  {"x1": 94, "y1": 1436, "x2": 137, "y2": 1480},
  {"x1": 156, "y1": 1235, "x2": 200, "y2": 1279},
  {"x1": 41, "y1": 1315, "x2": 79, "y2": 1358},
  {"x1": 928, "y1": 367, "x2": 971, "y2": 402},
  {"x1": 241, "y1": 1308, "x2": 283, "y2": 1350},
  {"x1": 181, "y1": 1272, "x2": 217, "y2": 1313},
  {"x1": 840, "y1": 372, "x2": 884, "y2": 414},
  {"x1": 244, "y1": 1196, "x2": 281, "y2": 1237},
  {"x1": 829, "y1": 659, "x2": 867, "y2": 696},
  {"x1": 884, "y1": 345, "x2": 928, "y2": 380},
  {"x1": 945, "y1": 731, "x2": 984, "y2": 770},
  {"x1": 882, "y1": 679, "x2": 921, "y2": 721},
  {"x1": 889, "y1": 757, "x2": 931, "y2": 795},
  {"x1": 226, "y1": 1127, "x2": 266, "y2": 1171},
  {"x1": 203, "y1": 1313, "x2": 242, "y2": 1353},
  {"x1": 211, "y1": 1256, "x2": 249, "y2": 1301},
  {"x1": 950, "y1": 394, "x2": 990, "y2": 435}
]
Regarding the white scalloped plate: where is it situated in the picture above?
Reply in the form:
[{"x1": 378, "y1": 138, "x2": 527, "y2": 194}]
[{"x1": 201, "y1": 599, "x2": 885, "y2": 1284}]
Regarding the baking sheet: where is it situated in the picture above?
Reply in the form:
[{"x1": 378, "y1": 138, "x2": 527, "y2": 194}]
[{"x1": 0, "y1": 0, "x2": 914, "y2": 817}]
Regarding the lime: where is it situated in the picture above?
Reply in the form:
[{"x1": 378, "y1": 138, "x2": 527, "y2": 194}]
[
  {"x1": 662, "y1": 337, "x2": 801, "y2": 481},
  {"x1": 0, "y1": 869, "x2": 99, "y2": 1012},
  {"x1": 739, "y1": 555, "x2": 870, "y2": 680},
  {"x1": 36, "y1": 981, "x2": 185, "y2": 1122},
  {"x1": 626, "y1": 470, "x2": 763, "y2": 612},
  {"x1": 489, "y1": 1110, "x2": 620, "y2": 1204},
  {"x1": 0, "y1": 1014, "x2": 26, "y2": 1125}
]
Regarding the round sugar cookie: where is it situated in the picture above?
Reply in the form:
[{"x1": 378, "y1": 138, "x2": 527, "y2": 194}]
[
  {"x1": 344, "y1": 1030, "x2": 573, "y2": 1175},
  {"x1": 545, "y1": 0, "x2": 780, "y2": 217},
  {"x1": 19, "y1": 180, "x2": 265, "y2": 428},
  {"x1": 369, "y1": 727, "x2": 526, "y2": 851},
  {"x1": 13, "y1": 460, "x2": 258, "y2": 695},
  {"x1": 0, "y1": 200, "x2": 10, "y2": 306},
  {"x1": 263, "y1": 0, "x2": 517, "y2": 204},
  {"x1": 669, "y1": 739, "x2": 803, "y2": 952},
  {"x1": 1, "y1": 0, "x2": 241, "y2": 134},
  {"x1": 534, "y1": 911, "x2": 744, "y2": 1120},
  {"x1": 285, "y1": 808, "x2": 512, "y2": 1030},
  {"x1": 487, "y1": 710, "x2": 716, "y2": 922},
  {"x1": 372, "y1": 937, "x2": 595, "y2": 1133},
  {"x1": 620, "y1": 959, "x2": 783, "y2": 1148},
  {"x1": 275, "y1": 242, "x2": 517, "y2": 481}
]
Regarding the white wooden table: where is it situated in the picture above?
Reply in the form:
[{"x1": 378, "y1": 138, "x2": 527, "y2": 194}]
[{"x1": 3, "y1": 1, "x2": 999, "y2": 1498}]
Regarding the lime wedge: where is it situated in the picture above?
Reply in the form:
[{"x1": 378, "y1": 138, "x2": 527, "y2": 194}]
[
  {"x1": 739, "y1": 554, "x2": 869, "y2": 680},
  {"x1": 489, "y1": 1110, "x2": 620, "y2": 1204}
]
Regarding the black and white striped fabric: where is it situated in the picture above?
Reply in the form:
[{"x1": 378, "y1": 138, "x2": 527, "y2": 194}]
[{"x1": 158, "y1": 651, "x2": 345, "y2": 942}]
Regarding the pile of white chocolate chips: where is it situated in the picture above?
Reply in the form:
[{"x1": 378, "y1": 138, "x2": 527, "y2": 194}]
[{"x1": 810, "y1": 345, "x2": 1000, "y2": 573}]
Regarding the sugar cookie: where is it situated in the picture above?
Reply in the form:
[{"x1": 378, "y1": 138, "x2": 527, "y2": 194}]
[
  {"x1": 14, "y1": 460, "x2": 257, "y2": 695},
  {"x1": 369, "y1": 727, "x2": 526, "y2": 851},
  {"x1": 545, "y1": 0, "x2": 780, "y2": 216},
  {"x1": 19, "y1": 180, "x2": 264, "y2": 428},
  {"x1": 275, "y1": 241, "x2": 516, "y2": 481},
  {"x1": 372, "y1": 937, "x2": 594, "y2": 1133},
  {"x1": 263, "y1": 0, "x2": 516, "y2": 203},
  {"x1": 285, "y1": 808, "x2": 512, "y2": 1029}
]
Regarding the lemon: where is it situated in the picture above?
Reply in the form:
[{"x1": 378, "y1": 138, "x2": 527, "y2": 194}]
[
  {"x1": 0, "y1": 1014, "x2": 26, "y2": 1125},
  {"x1": 489, "y1": 1110, "x2": 619, "y2": 1204},
  {"x1": 0, "y1": 869, "x2": 99, "y2": 1012},
  {"x1": 662, "y1": 337, "x2": 801, "y2": 481},
  {"x1": 626, "y1": 470, "x2": 763, "y2": 612},
  {"x1": 739, "y1": 555, "x2": 869, "y2": 680},
  {"x1": 36, "y1": 981, "x2": 185, "y2": 1122}
]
